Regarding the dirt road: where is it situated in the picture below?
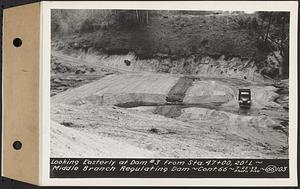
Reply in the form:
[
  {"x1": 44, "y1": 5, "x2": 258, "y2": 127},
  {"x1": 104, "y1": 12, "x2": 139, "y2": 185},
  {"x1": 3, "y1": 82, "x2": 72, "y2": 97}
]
[{"x1": 52, "y1": 51, "x2": 137, "y2": 74}]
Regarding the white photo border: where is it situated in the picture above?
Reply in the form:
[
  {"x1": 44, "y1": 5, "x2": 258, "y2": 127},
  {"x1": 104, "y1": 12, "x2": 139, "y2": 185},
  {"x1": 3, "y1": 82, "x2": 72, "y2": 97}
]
[{"x1": 40, "y1": 1, "x2": 298, "y2": 186}]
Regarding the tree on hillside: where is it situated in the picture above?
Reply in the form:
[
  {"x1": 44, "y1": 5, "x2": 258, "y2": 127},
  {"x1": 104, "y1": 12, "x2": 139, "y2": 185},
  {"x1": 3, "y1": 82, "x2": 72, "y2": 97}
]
[
  {"x1": 114, "y1": 10, "x2": 151, "y2": 28},
  {"x1": 264, "y1": 12, "x2": 273, "y2": 44},
  {"x1": 51, "y1": 9, "x2": 115, "y2": 35},
  {"x1": 257, "y1": 11, "x2": 290, "y2": 79}
]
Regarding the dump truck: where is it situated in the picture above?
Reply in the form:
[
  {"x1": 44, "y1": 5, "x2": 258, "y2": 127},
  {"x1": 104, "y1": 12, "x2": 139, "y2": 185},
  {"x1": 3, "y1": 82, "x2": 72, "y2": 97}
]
[{"x1": 238, "y1": 89, "x2": 251, "y2": 109}]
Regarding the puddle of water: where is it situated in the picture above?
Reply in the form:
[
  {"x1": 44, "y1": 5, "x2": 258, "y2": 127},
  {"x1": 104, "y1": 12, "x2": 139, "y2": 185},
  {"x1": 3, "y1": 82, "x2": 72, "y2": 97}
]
[
  {"x1": 153, "y1": 103, "x2": 259, "y2": 118},
  {"x1": 115, "y1": 101, "x2": 164, "y2": 108},
  {"x1": 115, "y1": 74, "x2": 264, "y2": 118},
  {"x1": 116, "y1": 100, "x2": 257, "y2": 118},
  {"x1": 153, "y1": 102, "x2": 226, "y2": 118}
]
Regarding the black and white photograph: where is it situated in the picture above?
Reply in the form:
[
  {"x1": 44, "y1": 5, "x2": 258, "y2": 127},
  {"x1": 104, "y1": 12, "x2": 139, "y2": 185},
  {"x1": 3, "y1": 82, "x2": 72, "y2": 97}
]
[{"x1": 50, "y1": 9, "x2": 291, "y2": 159}]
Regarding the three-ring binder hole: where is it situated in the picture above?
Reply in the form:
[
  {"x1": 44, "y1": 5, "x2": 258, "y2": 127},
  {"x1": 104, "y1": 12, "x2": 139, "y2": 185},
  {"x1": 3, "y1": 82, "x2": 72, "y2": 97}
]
[
  {"x1": 13, "y1": 38, "x2": 22, "y2": 47},
  {"x1": 12, "y1": 141, "x2": 22, "y2": 150}
]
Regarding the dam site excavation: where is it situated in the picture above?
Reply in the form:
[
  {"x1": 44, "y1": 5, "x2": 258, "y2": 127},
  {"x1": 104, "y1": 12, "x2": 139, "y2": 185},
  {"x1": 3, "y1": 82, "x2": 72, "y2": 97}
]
[{"x1": 50, "y1": 10, "x2": 289, "y2": 159}]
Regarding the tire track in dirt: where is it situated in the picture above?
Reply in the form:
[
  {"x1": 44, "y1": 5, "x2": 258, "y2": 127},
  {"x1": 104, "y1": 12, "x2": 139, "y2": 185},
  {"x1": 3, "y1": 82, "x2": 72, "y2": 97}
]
[
  {"x1": 166, "y1": 76, "x2": 195, "y2": 103},
  {"x1": 155, "y1": 76, "x2": 195, "y2": 117}
]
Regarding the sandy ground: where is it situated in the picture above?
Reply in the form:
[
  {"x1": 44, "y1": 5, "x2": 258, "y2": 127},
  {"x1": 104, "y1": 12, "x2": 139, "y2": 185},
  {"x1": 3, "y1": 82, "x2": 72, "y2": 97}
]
[
  {"x1": 51, "y1": 53, "x2": 288, "y2": 158},
  {"x1": 51, "y1": 121, "x2": 155, "y2": 157}
]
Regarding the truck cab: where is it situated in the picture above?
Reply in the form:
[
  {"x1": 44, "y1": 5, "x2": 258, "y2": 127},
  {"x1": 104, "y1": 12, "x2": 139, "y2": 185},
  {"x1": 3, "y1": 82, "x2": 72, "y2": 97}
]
[{"x1": 238, "y1": 89, "x2": 251, "y2": 109}]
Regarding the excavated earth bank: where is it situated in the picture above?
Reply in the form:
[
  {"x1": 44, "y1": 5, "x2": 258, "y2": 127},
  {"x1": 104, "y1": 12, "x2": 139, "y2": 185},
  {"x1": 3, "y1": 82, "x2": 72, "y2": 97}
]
[{"x1": 51, "y1": 62, "x2": 288, "y2": 158}]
